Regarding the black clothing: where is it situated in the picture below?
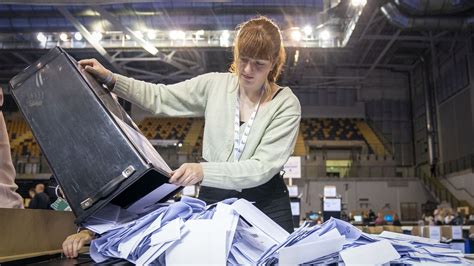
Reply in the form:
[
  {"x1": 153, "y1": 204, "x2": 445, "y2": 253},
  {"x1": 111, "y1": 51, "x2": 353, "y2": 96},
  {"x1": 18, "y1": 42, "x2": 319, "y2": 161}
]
[
  {"x1": 201, "y1": 87, "x2": 294, "y2": 233},
  {"x1": 198, "y1": 173, "x2": 294, "y2": 233},
  {"x1": 29, "y1": 192, "x2": 51, "y2": 209}
]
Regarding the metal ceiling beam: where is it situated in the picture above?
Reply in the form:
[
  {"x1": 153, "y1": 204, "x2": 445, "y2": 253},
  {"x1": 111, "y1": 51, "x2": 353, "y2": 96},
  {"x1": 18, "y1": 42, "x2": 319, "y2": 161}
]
[
  {"x1": 122, "y1": 66, "x2": 166, "y2": 80},
  {"x1": 1, "y1": 0, "x2": 228, "y2": 5},
  {"x1": 11, "y1": 52, "x2": 32, "y2": 65},
  {"x1": 56, "y1": 6, "x2": 125, "y2": 75},
  {"x1": 93, "y1": 6, "x2": 159, "y2": 56},
  {"x1": 357, "y1": 8, "x2": 382, "y2": 42},
  {"x1": 364, "y1": 29, "x2": 402, "y2": 78},
  {"x1": 358, "y1": 20, "x2": 388, "y2": 65},
  {"x1": 363, "y1": 35, "x2": 469, "y2": 42}
]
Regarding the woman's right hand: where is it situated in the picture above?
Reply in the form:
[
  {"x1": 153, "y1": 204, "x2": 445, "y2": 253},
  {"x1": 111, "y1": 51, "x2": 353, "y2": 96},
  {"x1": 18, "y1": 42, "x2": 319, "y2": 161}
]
[{"x1": 78, "y1": 58, "x2": 116, "y2": 87}]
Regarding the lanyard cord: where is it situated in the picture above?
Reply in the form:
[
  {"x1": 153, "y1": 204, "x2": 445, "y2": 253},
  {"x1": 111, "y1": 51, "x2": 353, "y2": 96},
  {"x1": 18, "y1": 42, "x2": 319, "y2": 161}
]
[{"x1": 233, "y1": 86, "x2": 264, "y2": 161}]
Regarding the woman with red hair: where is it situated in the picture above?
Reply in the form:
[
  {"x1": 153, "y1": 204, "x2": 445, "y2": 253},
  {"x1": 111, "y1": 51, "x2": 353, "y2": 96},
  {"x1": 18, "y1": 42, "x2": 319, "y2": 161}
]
[{"x1": 78, "y1": 16, "x2": 300, "y2": 233}]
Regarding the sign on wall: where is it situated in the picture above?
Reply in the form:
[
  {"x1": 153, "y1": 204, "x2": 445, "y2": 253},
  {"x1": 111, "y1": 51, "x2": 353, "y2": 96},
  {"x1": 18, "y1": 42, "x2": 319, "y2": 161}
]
[{"x1": 283, "y1": 156, "x2": 302, "y2": 178}]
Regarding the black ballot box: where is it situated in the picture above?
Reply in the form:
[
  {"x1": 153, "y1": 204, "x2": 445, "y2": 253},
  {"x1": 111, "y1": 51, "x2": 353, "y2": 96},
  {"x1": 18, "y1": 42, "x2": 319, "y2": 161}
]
[{"x1": 9, "y1": 47, "x2": 181, "y2": 224}]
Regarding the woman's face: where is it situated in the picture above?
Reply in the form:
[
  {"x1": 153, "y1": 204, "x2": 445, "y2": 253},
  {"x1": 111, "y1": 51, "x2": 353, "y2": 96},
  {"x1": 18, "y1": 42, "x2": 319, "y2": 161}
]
[{"x1": 237, "y1": 56, "x2": 272, "y2": 92}]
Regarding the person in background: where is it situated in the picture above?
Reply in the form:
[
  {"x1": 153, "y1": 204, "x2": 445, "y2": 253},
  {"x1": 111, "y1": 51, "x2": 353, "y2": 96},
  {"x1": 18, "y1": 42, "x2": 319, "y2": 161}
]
[
  {"x1": 392, "y1": 213, "x2": 402, "y2": 226},
  {"x1": 444, "y1": 209, "x2": 455, "y2": 225},
  {"x1": 433, "y1": 208, "x2": 444, "y2": 225},
  {"x1": 449, "y1": 211, "x2": 464, "y2": 225},
  {"x1": 374, "y1": 212, "x2": 386, "y2": 225},
  {"x1": 63, "y1": 15, "x2": 301, "y2": 258},
  {"x1": 28, "y1": 187, "x2": 36, "y2": 199},
  {"x1": 368, "y1": 209, "x2": 376, "y2": 222},
  {"x1": 29, "y1": 183, "x2": 51, "y2": 209},
  {"x1": 0, "y1": 88, "x2": 24, "y2": 208},
  {"x1": 468, "y1": 213, "x2": 474, "y2": 225}
]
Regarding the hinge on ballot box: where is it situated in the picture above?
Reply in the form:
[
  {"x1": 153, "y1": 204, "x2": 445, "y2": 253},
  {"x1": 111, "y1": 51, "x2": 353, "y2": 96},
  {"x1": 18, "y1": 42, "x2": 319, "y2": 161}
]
[{"x1": 80, "y1": 165, "x2": 136, "y2": 210}]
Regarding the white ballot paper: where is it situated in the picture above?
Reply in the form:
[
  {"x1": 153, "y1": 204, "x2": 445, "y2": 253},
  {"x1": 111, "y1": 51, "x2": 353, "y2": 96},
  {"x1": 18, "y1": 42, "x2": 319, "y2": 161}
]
[
  {"x1": 279, "y1": 234, "x2": 345, "y2": 265},
  {"x1": 340, "y1": 239, "x2": 400, "y2": 265},
  {"x1": 165, "y1": 219, "x2": 227, "y2": 266}
]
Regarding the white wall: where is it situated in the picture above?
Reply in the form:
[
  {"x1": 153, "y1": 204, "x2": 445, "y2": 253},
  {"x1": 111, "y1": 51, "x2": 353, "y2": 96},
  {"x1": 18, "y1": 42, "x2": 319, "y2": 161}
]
[
  {"x1": 441, "y1": 170, "x2": 474, "y2": 207},
  {"x1": 293, "y1": 178, "x2": 432, "y2": 220}
]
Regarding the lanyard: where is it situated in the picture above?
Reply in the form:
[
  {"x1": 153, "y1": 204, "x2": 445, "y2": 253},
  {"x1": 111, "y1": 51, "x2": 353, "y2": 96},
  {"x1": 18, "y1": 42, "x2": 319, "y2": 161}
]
[{"x1": 233, "y1": 87, "x2": 263, "y2": 161}]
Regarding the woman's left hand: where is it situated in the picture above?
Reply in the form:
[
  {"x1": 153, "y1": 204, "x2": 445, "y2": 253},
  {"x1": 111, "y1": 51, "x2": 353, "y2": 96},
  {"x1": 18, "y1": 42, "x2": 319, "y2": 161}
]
[{"x1": 169, "y1": 163, "x2": 203, "y2": 186}]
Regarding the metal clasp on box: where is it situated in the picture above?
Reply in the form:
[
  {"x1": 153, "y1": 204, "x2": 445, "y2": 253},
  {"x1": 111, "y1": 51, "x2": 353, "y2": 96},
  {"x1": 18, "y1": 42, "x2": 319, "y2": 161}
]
[{"x1": 81, "y1": 165, "x2": 136, "y2": 210}]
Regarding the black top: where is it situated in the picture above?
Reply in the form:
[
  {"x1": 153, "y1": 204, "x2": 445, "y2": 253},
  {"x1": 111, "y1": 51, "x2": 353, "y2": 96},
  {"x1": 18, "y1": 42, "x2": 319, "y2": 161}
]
[
  {"x1": 240, "y1": 87, "x2": 285, "y2": 126},
  {"x1": 29, "y1": 192, "x2": 51, "y2": 209}
]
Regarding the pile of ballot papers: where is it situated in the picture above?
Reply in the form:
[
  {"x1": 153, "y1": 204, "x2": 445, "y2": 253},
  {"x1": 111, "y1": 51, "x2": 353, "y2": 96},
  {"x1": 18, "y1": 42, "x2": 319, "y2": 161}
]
[{"x1": 84, "y1": 197, "x2": 471, "y2": 265}]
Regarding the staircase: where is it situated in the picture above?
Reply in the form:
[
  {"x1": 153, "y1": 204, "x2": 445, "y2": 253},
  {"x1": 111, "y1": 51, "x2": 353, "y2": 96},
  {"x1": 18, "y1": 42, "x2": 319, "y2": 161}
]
[
  {"x1": 356, "y1": 121, "x2": 389, "y2": 157},
  {"x1": 418, "y1": 164, "x2": 472, "y2": 210},
  {"x1": 292, "y1": 128, "x2": 307, "y2": 156},
  {"x1": 183, "y1": 118, "x2": 204, "y2": 154}
]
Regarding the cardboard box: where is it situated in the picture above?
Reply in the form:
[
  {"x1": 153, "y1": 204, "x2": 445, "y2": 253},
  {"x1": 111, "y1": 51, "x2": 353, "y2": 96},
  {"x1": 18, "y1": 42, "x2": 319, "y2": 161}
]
[
  {"x1": 0, "y1": 208, "x2": 77, "y2": 262},
  {"x1": 383, "y1": 225, "x2": 403, "y2": 233}
]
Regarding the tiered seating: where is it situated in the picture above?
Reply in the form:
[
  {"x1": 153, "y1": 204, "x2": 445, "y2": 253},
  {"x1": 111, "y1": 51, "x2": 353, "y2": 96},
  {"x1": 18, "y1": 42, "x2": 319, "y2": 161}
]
[
  {"x1": 300, "y1": 118, "x2": 364, "y2": 141},
  {"x1": 356, "y1": 121, "x2": 389, "y2": 156},
  {"x1": 5, "y1": 116, "x2": 41, "y2": 158},
  {"x1": 184, "y1": 118, "x2": 204, "y2": 155},
  {"x1": 6, "y1": 114, "x2": 390, "y2": 163},
  {"x1": 293, "y1": 130, "x2": 307, "y2": 156},
  {"x1": 137, "y1": 117, "x2": 193, "y2": 141}
]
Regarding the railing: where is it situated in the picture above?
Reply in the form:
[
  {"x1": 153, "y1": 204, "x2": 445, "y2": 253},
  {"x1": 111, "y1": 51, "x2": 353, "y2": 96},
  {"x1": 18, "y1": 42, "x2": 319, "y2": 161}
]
[
  {"x1": 416, "y1": 164, "x2": 467, "y2": 209},
  {"x1": 439, "y1": 154, "x2": 474, "y2": 176},
  {"x1": 365, "y1": 118, "x2": 394, "y2": 155},
  {"x1": 302, "y1": 164, "x2": 413, "y2": 178}
]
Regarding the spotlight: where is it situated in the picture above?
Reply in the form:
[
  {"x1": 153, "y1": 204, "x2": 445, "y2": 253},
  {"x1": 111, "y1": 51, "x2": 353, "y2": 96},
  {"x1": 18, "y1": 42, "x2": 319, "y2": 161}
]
[
  {"x1": 37, "y1": 32, "x2": 47, "y2": 42},
  {"x1": 74, "y1": 32, "x2": 83, "y2": 41},
  {"x1": 91, "y1": 31, "x2": 103, "y2": 42},
  {"x1": 169, "y1": 30, "x2": 185, "y2": 40},
  {"x1": 319, "y1": 30, "x2": 330, "y2": 41},
  {"x1": 219, "y1": 30, "x2": 230, "y2": 46},
  {"x1": 351, "y1": 0, "x2": 367, "y2": 7},
  {"x1": 59, "y1": 33, "x2": 68, "y2": 42},
  {"x1": 291, "y1": 30, "x2": 301, "y2": 42},
  {"x1": 147, "y1": 31, "x2": 157, "y2": 40},
  {"x1": 221, "y1": 30, "x2": 230, "y2": 40},
  {"x1": 303, "y1": 25, "x2": 312, "y2": 35},
  {"x1": 135, "y1": 31, "x2": 143, "y2": 39}
]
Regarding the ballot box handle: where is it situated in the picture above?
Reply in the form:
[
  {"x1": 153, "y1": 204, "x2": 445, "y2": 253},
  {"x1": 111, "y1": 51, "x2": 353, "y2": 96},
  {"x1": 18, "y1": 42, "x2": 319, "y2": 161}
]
[{"x1": 80, "y1": 165, "x2": 136, "y2": 209}]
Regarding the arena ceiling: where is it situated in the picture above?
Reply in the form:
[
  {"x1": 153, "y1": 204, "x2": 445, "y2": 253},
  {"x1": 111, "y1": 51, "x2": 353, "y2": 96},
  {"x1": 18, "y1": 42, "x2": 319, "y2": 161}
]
[{"x1": 0, "y1": 0, "x2": 471, "y2": 90}]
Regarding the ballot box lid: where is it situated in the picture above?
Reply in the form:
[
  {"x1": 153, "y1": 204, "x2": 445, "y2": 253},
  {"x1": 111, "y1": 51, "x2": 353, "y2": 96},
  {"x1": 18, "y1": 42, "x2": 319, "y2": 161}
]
[{"x1": 9, "y1": 47, "x2": 181, "y2": 224}]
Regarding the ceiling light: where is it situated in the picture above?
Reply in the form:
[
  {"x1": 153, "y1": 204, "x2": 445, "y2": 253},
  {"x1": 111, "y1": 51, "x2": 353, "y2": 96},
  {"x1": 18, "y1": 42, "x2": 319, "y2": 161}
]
[
  {"x1": 59, "y1": 33, "x2": 68, "y2": 42},
  {"x1": 351, "y1": 0, "x2": 367, "y2": 7},
  {"x1": 319, "y1": 30, "x2": 330, "y2": 41},
  {"x1": 169, "y1": 30, "x2": 185, "y2": 40},
  {"x1": 303, "y1": 25, "x2": 312, "y2": 35},
  {"x1": 91, "y1": 31, "x2": 103, "y2": 42},
  {"x1": 134, "y1": 31, "x2": 143, "y2": 39},
  {"x1": 220, "y1": 30, "x2": 230, "y2": 46},
  {"x1": 74, "y1": 32, "x2": 83, "y2": 41},
  {"x1": 291, "y1": 30, "x2": 302, "y2": 42},
  {"x1": 147, "y1": 31, "x2": 157, "y2": 40},
  {"x1": 36, "y1": 32, "x2": 47, "y2": 42},
  {"x1": 221, "y1": 30, "x2": 230, "y2": 40}
]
